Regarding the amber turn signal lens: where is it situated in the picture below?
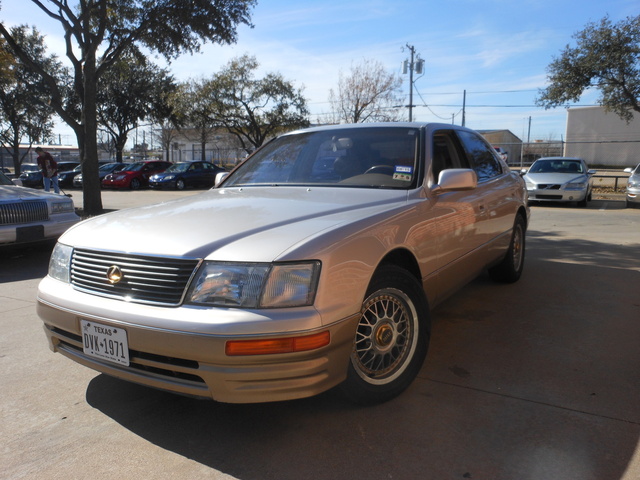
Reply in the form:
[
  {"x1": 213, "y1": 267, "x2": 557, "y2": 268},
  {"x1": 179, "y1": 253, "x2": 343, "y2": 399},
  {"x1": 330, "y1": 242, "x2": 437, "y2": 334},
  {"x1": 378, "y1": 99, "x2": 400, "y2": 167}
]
[{"x1": 226, "y1": 331, "x2": 330, "y2": 356}]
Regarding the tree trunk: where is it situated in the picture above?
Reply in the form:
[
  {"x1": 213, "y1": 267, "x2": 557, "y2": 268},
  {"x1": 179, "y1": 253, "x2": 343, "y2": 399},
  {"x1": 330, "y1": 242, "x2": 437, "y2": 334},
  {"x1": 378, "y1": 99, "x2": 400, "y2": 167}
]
[{"x1": 81, "y1": 54, "x2": 104, "y2": 216}]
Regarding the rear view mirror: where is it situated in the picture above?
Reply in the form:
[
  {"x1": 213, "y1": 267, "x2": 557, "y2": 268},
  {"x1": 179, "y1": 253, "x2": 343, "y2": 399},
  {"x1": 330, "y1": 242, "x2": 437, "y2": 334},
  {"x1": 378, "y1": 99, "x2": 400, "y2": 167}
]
[
  {"x1": 215, "y1": 171, "x2": 229, "y2": 187},
  {"x1": 432, "y1": 169, "x2": 477, "y2": 194}
]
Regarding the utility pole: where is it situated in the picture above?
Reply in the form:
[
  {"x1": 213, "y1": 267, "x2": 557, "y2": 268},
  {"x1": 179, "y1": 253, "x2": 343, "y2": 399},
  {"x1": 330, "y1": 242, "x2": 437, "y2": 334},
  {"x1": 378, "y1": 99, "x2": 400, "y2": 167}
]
[
  {"x1": 462, "y1": 90, "x2": 466, "y2": 127},
  {"x1": 402, "y1": 44, "x2": 424, "y2": 122}
]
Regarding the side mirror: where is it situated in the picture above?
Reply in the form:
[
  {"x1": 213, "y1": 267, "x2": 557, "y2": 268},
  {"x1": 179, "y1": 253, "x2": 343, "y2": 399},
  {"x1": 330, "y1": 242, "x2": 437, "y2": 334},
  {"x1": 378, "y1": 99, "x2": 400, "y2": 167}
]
[
  {"x1": 587, "y1": 169, "x2": 596, "y2": 176},
  {"x1": 624, "y1": 168, "x2": 633, "y2": 174},
  {"x1": 520, "y1": 168, "x2": 528, "y2": 176},
  {"x1": 432, "y1": 168, "x2": 477, "y2": 195},
  {"x1": 215, "y1": 171, "x2": 229, "y2": 187}
]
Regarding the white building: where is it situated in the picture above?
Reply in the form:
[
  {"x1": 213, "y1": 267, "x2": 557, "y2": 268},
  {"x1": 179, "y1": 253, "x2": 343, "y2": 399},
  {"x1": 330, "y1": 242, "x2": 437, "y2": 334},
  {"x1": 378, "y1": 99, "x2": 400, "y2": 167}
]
[{"x1": 565, "y1": 106, "x2": 640, "y2": 168}]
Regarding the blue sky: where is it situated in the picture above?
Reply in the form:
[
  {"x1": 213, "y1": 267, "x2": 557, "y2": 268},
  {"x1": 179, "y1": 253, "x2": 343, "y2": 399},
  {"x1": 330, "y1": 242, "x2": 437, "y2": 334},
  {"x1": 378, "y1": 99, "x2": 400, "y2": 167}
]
[{"x1": 1, "y1": 0, "x2": 638, "y2": 145}]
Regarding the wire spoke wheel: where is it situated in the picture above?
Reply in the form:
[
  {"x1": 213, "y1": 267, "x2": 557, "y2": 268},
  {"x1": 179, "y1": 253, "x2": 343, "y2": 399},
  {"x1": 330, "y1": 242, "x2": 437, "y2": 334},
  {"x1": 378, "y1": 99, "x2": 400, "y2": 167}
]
[
  {"x1": 353, "y1": 289, "x2": 416, "y2": 382},
  {"x1": 342, "y1": 265, "x2": 429, "y2": 404}
]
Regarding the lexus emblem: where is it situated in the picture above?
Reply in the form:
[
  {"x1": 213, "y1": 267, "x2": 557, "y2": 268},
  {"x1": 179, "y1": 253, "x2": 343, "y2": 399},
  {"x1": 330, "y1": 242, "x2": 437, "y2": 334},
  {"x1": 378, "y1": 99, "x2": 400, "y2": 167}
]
[{"x1": 106, "y1": 265, "x2": 124, "y2": 284}]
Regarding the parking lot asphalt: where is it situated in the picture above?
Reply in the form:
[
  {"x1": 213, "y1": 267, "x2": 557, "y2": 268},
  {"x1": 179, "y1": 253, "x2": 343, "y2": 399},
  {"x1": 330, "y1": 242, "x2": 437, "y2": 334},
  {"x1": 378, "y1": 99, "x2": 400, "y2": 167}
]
[{"x1": 1, "y1": 190, "x2": 639, "y2": 480}]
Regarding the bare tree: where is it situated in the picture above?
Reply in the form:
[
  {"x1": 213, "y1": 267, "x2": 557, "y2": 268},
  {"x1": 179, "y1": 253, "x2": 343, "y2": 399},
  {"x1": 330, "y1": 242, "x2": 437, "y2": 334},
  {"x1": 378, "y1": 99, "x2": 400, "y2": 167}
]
[
  {"x1": 328, "y1": 59, "x2": 403, "y2": 124},
  {"x1": 208, "y1": 54, "x2": 309, "y2": 153}
]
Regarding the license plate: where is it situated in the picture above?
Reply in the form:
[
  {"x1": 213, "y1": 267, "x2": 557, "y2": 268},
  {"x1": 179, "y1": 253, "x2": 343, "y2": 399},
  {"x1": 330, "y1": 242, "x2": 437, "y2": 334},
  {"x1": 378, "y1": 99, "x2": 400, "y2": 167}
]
[
  {"x1": 16, "y1": 225, "x2": 44, "y2": 242},
  {"x1": 81, "y1": 320, "x2": 130, "y2": 366}
]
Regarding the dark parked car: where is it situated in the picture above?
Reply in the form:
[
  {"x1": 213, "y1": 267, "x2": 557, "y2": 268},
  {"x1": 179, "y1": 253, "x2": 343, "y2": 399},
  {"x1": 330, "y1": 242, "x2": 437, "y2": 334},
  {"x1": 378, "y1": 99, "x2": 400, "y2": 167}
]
[
  {"x1": 74, "y1": 162, "x2": 132, "y2": 188},
  {"x1": 102, "y1": 161, "x2": 171, "y2": 190},
  {"x1": 148, "y1": 161, "x2": 226, "y2": 190},
  {"x1": 58, "y1": 165, "x2": 82, "y2": 188},
  {"x1": 20, "y1": 161, "x2": 80, "y2": 189}
]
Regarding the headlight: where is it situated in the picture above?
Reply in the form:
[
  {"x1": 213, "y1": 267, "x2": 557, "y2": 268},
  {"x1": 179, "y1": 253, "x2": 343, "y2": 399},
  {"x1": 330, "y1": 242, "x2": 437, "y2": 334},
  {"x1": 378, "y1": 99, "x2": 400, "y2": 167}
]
[
  {"x1": 49, "y1": 243, "x2": 73, "y2": 283},
  {"x1": 163, "y1": 175, "x2": 175, "y2": 181},
  {"x1": 51, "y1": 201, "x2": 74, "y2": 214},
  {"x1": 187, "y1": 261, "x2": 321, "y2": 308},
  {"x1": 565, "y1": 182, "x2": 587, "y2": 190},
  {"x1": 629, "y1": 180, "x2": 639, "y2": 188}
]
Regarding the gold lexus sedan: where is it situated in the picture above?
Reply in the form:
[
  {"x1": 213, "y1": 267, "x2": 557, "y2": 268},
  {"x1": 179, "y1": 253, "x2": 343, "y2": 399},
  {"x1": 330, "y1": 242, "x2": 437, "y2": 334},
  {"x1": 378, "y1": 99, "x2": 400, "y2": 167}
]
[{"x1": 37, "y1": 123, "x2": 529, "y2": 405}]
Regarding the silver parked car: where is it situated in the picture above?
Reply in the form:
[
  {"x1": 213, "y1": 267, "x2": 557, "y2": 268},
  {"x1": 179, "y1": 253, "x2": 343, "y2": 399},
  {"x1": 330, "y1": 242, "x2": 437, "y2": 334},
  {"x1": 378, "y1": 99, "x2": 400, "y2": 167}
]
[
  {"x1": 624, "y1": 164, "x2": 640, "y2": 208},
  {"x1": 0, "y1": 171, "x2": 79, "y2": 245},
  {"x1": 37, "y1": 123, "x2": 529, "y2": 405},
  {"x1": 522, "y1": 157, "x2": 595, "y2": 207}
]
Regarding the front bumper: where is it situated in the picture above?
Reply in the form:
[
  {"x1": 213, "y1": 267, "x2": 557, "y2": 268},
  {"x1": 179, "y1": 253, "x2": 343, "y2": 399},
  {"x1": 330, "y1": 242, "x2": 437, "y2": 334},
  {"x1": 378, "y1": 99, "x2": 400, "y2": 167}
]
[
  {"x1": 626, "y1": 186, "x2": 640, "y2": 205},
  {"x1": 148, "y1": 180, "x2": 174, "y2": 189},
  {"x1": 0, "y1": 215, "x2": 79, "y2": 245},
  {"x1": 526, "y1": 186, "x2": 588, "y2": 203},
  {"x1": 37, "y1": 277, "x2": 358, "y2": 403}
]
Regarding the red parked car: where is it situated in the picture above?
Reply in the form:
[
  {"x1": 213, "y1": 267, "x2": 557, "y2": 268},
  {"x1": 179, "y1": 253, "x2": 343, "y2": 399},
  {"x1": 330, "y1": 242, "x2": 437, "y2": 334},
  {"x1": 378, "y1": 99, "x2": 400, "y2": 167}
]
[{"x1": 102, "y1": 161, "x2": 171, "y2": 190}]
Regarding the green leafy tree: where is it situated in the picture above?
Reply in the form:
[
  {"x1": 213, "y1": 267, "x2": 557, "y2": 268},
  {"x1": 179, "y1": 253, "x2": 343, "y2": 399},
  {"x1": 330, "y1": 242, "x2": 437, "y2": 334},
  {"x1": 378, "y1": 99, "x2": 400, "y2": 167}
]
[
  {"x1": 172, "y1": 78, "x2": 221, "y2": 163},
  {"x1": 537, "y1": 14, "x2": 640, "y2": 122},
  {"x1": 209, "y1": 54, "x2": 309, "y2": 153},
  {"x1": 97, "y1": 51, "x2": 176, "y2": 163},
  {"x1": 0, "y1": 26, "x2": 59, "y2": 174},
  {"x1": 328, "y1": 58, "x2": 403, "y2": 124},
  {"x1": 0, "y1": 0, "x2": 255, "y2": 215}
]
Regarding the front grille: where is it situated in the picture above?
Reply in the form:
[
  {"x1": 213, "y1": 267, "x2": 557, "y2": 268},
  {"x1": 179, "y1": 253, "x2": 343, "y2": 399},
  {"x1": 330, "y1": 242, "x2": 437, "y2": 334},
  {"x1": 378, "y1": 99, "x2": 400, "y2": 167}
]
[
  {"x1": 0, "y1": 200, "x2": 48, "y2": 225},
  {"x1": 71, "y1": 248, "x2": 201, "y2": 306},
  {"x1": 535, "y1": 194, "x2": 563, "y2": 200},
  {"x1": 537, "y1": 184, "x2": 561, "y2": 190}
]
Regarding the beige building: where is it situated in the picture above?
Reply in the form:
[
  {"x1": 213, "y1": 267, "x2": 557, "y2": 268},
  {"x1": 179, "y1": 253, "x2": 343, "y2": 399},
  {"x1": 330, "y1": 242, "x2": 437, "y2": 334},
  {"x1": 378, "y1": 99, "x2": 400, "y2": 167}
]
[
  {"x1": 477, "y1": 130, "x2": 522, "y2": 165},
  {"x1": 565, "y1": 106, "x2": 639, "y2": 168}
]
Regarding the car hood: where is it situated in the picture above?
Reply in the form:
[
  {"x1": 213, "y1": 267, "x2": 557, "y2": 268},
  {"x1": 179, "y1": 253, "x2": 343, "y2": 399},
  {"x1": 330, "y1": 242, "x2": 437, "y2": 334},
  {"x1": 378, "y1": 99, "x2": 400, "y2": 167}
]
[
  {"x1": 60, "y1": 187, "x2": 411, "y2": 261},
  {"x1": 524, "y1": 172, "x2": 587, "y2": 184},
  {"x1": 0, "y1": 184, "x2": 59, "y2": 200}
]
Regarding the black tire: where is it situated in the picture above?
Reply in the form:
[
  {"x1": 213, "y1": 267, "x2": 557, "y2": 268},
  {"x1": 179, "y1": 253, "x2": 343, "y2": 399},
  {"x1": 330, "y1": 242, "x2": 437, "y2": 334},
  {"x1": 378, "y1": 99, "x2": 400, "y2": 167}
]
[
  {"x1": 341, "y1": 265, "x2": 430, "y2": 405},
  {"x1": 489, "y1": 214, "x2": 526, "y2": 283},
  {"x1": 577, "y1": 197, "x2": 588, "y2": 208},
  {"x1": 176, "y1": 179, "x2": 185, "y2": 190},
  {"x1": 130, "y1": 178, "x2": 141, "y2": 190}
]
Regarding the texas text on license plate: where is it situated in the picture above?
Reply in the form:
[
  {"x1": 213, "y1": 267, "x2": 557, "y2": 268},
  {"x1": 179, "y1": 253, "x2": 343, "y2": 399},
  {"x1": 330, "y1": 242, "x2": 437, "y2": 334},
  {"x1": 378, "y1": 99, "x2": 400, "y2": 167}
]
[{"x1": 81, "y1": 320, "x2": 130, "y2": 366}]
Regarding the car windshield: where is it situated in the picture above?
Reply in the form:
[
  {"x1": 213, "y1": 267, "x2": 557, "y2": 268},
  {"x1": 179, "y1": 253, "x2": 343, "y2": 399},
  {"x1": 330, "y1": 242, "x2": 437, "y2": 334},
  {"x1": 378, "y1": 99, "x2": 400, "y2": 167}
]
[
  {"x1": 224, "y1": 127, "x2": 420, "y2": 189},
  {"x1": 100, "y1": 163, "x2": 130, "y2": 173},
  {"x1": 0, "y1": 172, "x2": 14, "y2": 185},
  {"x1": 127, "y1": 162, "x2": 146, "y2": 172},
  {"x1": 164, "y1": 163, "x2": 190, "y2": 173},
  {"x1": 530, "y1": 159, "x2": 585, "y2": 174}
]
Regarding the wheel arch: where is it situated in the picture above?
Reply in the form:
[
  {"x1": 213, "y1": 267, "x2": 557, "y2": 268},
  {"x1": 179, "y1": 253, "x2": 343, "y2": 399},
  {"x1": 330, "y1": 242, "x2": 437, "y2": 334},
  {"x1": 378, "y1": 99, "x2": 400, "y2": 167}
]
[{"x1": 376, "y1": 248, "x2": 422, "y2": 286}]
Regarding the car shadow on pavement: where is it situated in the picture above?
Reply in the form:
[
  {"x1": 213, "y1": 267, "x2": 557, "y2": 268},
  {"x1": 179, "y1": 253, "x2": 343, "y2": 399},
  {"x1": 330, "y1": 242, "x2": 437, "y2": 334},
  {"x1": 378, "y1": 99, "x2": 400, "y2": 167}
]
[
  {"x1": 0, "y1": 241, "x2": 55, "y2": 283},
  {"x1": 85, "y1": 232, "x2": 640, "y2": 480}
]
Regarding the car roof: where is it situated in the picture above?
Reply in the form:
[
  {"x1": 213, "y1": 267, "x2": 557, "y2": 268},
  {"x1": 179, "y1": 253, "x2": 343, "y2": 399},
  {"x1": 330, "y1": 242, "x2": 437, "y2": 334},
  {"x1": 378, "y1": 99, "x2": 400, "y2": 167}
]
[
  {"x1": 283, "y1": 121, "x2": 470, "y2": 136},
  {"x1": 536, "y1": 157, "x2": 583, "y2": 161}
]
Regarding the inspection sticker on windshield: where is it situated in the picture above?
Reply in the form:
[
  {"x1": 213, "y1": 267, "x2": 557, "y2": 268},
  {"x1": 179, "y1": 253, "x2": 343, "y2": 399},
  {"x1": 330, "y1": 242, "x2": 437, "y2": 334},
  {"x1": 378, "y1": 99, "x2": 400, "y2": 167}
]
[
  {"x1": 393, "y1": 166, "x2": 413, "y2": 181},
  {"x1": 81, "y1": 320, "x2": 130, "y2": 366}
]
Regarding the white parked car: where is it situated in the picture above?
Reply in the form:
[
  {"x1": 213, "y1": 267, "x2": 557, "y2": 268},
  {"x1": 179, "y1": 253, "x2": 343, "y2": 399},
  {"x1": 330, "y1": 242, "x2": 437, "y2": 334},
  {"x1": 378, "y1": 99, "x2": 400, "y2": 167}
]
[
  {"x1": 37, "y1": 123, "x2": 529, "y2": 405},
  {"x1": 0, "y1": 171, "x2": 79, "y2": 245},
  {"x1": 522, "y1": 157, "x2": 595, "y2": 207},
  {"x1": 624, "y1": 163, "x2": 640, "y2": 208}
]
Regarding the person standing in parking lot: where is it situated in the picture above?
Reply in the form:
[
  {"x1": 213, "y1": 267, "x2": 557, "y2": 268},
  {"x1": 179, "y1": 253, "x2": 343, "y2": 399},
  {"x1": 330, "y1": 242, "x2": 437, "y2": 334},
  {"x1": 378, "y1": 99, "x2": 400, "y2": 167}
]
[{"x1": 35, "y1": 147, "x2": 60, "y2": 193}]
